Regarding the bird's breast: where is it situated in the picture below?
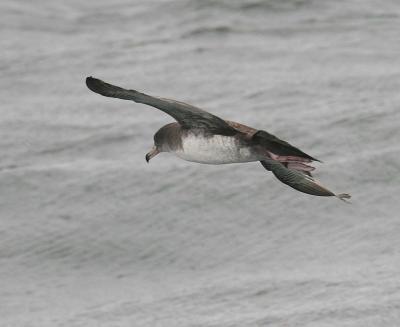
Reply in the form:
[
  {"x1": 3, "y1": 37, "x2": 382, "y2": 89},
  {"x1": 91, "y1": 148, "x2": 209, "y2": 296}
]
[{"x1": 173, "y1": 134, "x2": 259, "y2": 164}]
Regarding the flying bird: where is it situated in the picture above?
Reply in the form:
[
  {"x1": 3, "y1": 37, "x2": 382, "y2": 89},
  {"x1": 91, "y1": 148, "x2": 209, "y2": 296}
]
[{"x1": 86, "y1": 77, "x2": 350, "y2": 201}]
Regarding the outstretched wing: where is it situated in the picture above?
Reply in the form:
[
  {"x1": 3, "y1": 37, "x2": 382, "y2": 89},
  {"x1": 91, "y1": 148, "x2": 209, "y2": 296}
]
[
  {"x1": 252, "y1": 130, "x2": 320, "y2": 162},
  {"x1": 260, "y1": 160, "x2": 351, "y2": 201},
  {"x1": 86, "y1": 77, "x2": 237, "y2": 136}
]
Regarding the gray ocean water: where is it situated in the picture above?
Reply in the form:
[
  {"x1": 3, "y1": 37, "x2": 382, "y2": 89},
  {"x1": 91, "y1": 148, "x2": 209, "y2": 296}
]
[{"x1": 1, "y1": 0, "x2": 400, "y2": 326}]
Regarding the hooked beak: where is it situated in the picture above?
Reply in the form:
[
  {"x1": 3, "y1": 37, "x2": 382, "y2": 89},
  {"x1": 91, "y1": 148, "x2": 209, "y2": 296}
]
[{"x1": 145, "y1": 146, "x2": 160, "y2": 163}]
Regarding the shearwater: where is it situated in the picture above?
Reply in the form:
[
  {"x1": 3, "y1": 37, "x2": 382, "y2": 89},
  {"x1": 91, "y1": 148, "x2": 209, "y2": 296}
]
[{"x1": 86, "y1": 77, "x2": 350, "y2": 201}]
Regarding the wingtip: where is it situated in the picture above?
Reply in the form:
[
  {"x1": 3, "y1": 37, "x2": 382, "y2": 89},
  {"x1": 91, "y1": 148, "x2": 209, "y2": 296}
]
[
  {"x1": 85, "y1": 76, "x2": 110, "y2": 96},
  {"x1": 86, "y1": 76, "x2": 98, "y2": 89}
]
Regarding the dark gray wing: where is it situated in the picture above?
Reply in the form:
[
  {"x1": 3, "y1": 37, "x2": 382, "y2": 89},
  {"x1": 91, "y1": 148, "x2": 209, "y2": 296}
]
[
  {"x1": 252, "y1": 130, "x2": 320, "y2": 162},
  {"x1": 86, "y1": 77, "x2": 237, "y2": 136},
  {"x1": 260, "y1": 160, "x2": 351, "y2": 200}
]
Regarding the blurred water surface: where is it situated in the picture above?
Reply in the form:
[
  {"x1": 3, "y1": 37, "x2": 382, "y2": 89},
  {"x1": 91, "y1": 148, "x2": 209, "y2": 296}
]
[{"x1": 1, "y1": 0, "x2": 400, "y2": 326}]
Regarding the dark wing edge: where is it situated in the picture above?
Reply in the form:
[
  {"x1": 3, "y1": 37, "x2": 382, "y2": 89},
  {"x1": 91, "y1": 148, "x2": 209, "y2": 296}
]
[
  {"x1": 260, "y1": 160, "x2": 351, "y2": 201},
  {"x1": 252, "y1": 130, "x2": 320, "y2": 162},
  {"x1": 86, "y1": 77, "x2": 237, "y2": 136}
]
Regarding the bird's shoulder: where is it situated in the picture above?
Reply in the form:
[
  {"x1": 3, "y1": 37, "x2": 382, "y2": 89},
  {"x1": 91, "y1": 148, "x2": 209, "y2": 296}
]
[{"x1": 225, "y1": 120, "x2": 258, "y2": 139}]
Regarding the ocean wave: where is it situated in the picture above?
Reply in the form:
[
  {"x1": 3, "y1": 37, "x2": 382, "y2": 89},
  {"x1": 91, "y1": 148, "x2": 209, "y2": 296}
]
[{"x1": 184, "y1": 0, "x2": 314, "y2": 12}]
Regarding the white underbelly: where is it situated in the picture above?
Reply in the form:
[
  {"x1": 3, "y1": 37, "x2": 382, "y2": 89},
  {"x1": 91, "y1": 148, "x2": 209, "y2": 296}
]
[{"x1": 173, "y1": 135, "x2": 259, "y2": 164}]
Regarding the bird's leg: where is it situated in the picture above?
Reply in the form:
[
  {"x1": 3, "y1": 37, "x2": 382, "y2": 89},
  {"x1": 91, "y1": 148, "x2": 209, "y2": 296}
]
[
  {"x1": 267, "y1": 151, "x2": 312, "y2": 163},
  {"x1": 266, "y1": 151, "x2": 315, "y2": 173},
  {"x1": 286, "y1": 162, "x2": 315, "y2": 172}
]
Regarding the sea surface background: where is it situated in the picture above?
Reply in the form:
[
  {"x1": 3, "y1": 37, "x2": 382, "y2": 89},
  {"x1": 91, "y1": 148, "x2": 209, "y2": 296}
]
[{"x1": 1, "y1": 0, "x2": 400, "y2": 326}]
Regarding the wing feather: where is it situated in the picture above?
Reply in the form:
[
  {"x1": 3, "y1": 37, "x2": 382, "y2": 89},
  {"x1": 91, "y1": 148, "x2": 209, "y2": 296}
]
[
  {"x1": 260, "y1": 160, "x2": 350, "y2": 200},
  {"x1": 86, "y1": 77, "x2": 237, "y2": 136},
  {"x1": 253, "y1": 130, "x2": 320, "y2": 162}
]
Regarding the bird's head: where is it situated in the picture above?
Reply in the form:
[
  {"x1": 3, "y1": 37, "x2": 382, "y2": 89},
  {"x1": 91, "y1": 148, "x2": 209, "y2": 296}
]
[
  {"x1": 145, "y1": 127, "x2": 167, "y2": 163},
  {"x1": 146, "y1": 124, "x2": 180, "y2": 163}
]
